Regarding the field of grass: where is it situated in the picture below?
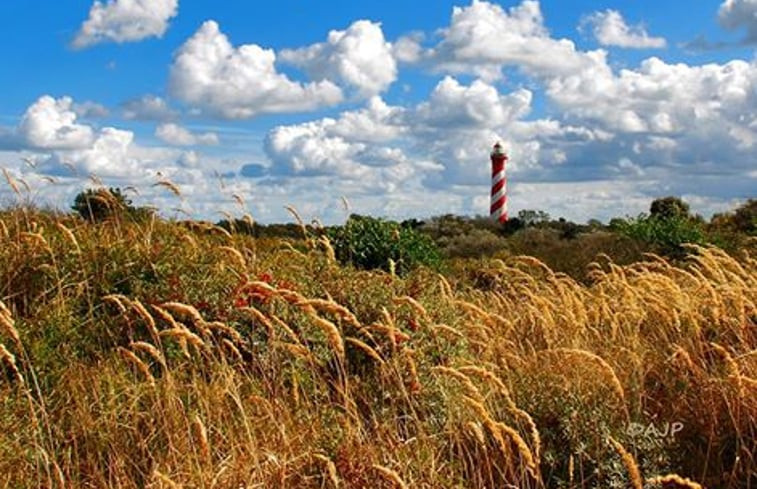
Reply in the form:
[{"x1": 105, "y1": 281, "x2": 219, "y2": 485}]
[{"x1": 0, "y1": 207, "x2": 755, "y2": 488}]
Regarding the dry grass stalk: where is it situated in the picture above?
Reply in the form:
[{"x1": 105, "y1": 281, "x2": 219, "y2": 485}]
[
  {"x1": 458, "y1": 365, "x2": 515, "y2": 408},
  {"x1": 275, "y1": 341, "x2": 314, "y2": 362},
  {"x1": 310, "y1": 315, "x2": 345, "y2": 358},
  {"x1": 434, "y1": 366, "x2": 485, "y2": 403},
  {"x1": 55, "y1": 222, "x2": 80, "y2": 254},
  {"x1": 394, "y1": 296, "x2": 430, "y2": 321},
  {"x1": 371, "y1": 464, "x2": 409, "y2": 489},
  {"x1": 0, "y1": 304, "x2": 21, "y2": 348},
  {"x1": 2, "y1": 168, "x2": 20, "y2": 196},
  {"x1": 298, "y1": 299, "x2": 361, "y2": 328},
  {"x1": 218, "y1": 245, "x2": 246, "y2": 268},
  {"x1": 269, "y1": 314, "x2": 302, "y2": 344},
  {"x1": 609, "y1": 437, "x2": 643, "y2": 489},
  {"x1": 319, "y1": 235, "x2": 337, "y2": 264},
  {"x1": 191, "y1": 414, "x2": 210, "y2": 461},
  {"x1": 646, "y1": 474, "x2": 704, "y2": 489},
  {"x1": 345, "y1": 337, "x2": 384, "y2": 365},
  {"x1": 206, "y1": 321, "x2": 244, "y2": 344},
  {"x1": 160, "y1": 302, "x2": 205, "y2": 325},
  {"x1": 153, "y1": 180, "x2": 182, "y2": 197},
  {"x1": 128, "y1": 299, "x2": 161, "y2": 346},
  {"x1": 431, "y1": 323, "x2": 464, "y2": 339},
  {"x1": 313, "y1": 453, "x2": 340, "y2": 488},
  {"x1": 150, "y1": 469, "x2": 181, "y2": 488},
  {"x1": 117, "y1": 346, "x2": 155, "y2": 386},
  {"x1": 239, "y1": 306, "x2": 275, "y2": 339},
  {"x1": 465, "y1": 421, "x2": 487, "y2": 446},
  {"x1": 150, "y1": 304, "x2": 181, "y2": 329},
  {"x1": 462, "y1": 395, "x2": 537, "y2": 476},
  {"x1": 284, "y1": 205, "x2": 307, "y2": 238},
  {"x1": 544, "y1": 348, "x2": 627, "y2": 418},
  {"x1": 159, "y1": 328, "x2": 205, "y2": 350},
  {"x1": 220, "y1": 338, "x2": 243, "y2": 363},
  {"x1": 710, "y1": 342, "x2": 744, "y2": 396},
  {"x1": 129, "y1": 341, "x2": 166, "y2": 370},
  {"x1": 0, "y1": 343, "x2": 23, "y2": 385},
  {"x1": 438, "y1": 274, "x2": 453, "y2": 298}
]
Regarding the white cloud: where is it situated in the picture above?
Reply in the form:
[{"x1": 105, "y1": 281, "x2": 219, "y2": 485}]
[
  {"x1": 72, "y1": 0, "x2": 178, "y2": 49},
  {"x1": 155, "y1": 123, "x2": 219, "y2": 146},
  {"x1": 122, "y1": 95, "x2": 178, "y2": 121},
  {"x1": 280, "y1": 20, "x2": 397, "y2": 96},
  {"x1": 18, "y1": 96, "x2": 95, "y2": 150},
  {"x1": 264, "y1": 77, "x2": 533, "y2": 187},
  {"x1": 45, "y1": 127, "x2": 138, "y2": 177},
  {"x1": 426, "y1": 0, "x2": 600, "y2": 80},
  {"x1": 392, "y1": 33, "x2": 424, "y2": 64},
  {"x1": 719, "y1": 0, "x2": 757, "y2": 43},
  {"x1": 581, "y1": 9, "x2": 666, "y2": 49},
  {"x1": 414, "y1": 76, "x2": 532, "y2": 129},
  {"x1": 546, "y1": 56, "x2": 757, "y2": 142},
  {"x1": 169, "y1": 21, "x2": 343, "y2": 119}
]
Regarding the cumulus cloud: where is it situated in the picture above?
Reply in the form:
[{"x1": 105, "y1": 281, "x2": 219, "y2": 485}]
[
  {"x1": 426, "y1": 0, "x2": 599, "y2": 80},
  {"x1": 18, "y1": 96, "x2": 95, "y2": 150},
  {"x1": 264, "y1": 77, "x2": 533, "y2": 188},
  {"x1": 43, "y1": 127, "x2": 139, "y2": 177},
  {"x1": 72, "y1": 0, "x2": 178, "y2": 49},
  {"x1": 122, "y1": 95, "x2": 178, "y2": 121},
  {"x1": 546, "y1": 56, "x2": 757, "y2": 142},
  {"x1": 280, "y1": 20, "x2": 398, "y2": 96},
  {"x1": 169, "y1": 21, "x2": 343, "y2": 119},
  {"x1": 580, "y1": 9, "x2": 666, "y2": 48},
  {"x1": 265, "y1": 96, "x2": 417, "y2": 184},
  {"x1": 155, "y1": 123, "x2": 219, "y2": 146},
  {"x1": 414, "y1": 76, "x2": 532, "y2": 129},
  {"x1": 718, "y1": 0, "x2": 757, "y2": 43}
]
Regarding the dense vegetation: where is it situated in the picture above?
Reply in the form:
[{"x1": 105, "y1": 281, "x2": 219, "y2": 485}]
[{"x1": 0, "y1": 190, "x2": 755, "y2": 488}]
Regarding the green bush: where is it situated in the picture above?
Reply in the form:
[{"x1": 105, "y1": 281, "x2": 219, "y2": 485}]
[
  {"x1": 327, "y1": 214, "x2": 442, "y2": 275},
  {"x1": 612, "y1": 214, "x2": 705, "y2": 256},
  {"x1": 72, "y1": 187, "x2": 153, "y2": 223}
]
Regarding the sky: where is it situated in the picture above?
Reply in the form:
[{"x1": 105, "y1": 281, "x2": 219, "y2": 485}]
[{"x1": 0, "y1": 0, "x2": 756, "y2": 224}]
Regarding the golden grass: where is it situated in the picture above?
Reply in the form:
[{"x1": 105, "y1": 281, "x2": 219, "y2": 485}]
[{"x1": 0, "y1": 208, "x2": 754, "y2": 488}]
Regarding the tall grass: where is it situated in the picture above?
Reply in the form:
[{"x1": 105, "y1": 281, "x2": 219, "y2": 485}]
[{"x1": 0, "y1": 207, "x2": 754, "y2": 487}]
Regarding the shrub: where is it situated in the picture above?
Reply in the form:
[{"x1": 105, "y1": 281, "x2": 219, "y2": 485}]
[
  {"x1": 327, "y1": 214, "x2": 442, "y2": 275},
  {"x1": 72, "y1": 187, "x2": 152, "y2": 223},
  {"x1": 437, "y1": 228, "x2": 509, "y2": 258},
  {"x1": 612, "y1": 214, "x2": 705, "y2": 256}
]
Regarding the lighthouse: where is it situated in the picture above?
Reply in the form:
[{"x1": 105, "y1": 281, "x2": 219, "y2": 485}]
[{"x1": 490, "y1": 142, "x2": 508, "y2": 223}]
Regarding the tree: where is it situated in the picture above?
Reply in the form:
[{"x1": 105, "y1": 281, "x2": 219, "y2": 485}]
[
  {"x1": 72, "y1": 187, "x2": 152, "y2": 222},
  {"x1": 650, "y1": 196, "x2": 690, "y2": 220},
  {"x1": 517, "y1": 209, "x2": 551, "y2": 226}
]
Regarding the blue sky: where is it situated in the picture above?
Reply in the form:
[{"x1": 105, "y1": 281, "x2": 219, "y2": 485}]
[{"x1": 0, "y1": 0, "x2": 755, "y2": 223}]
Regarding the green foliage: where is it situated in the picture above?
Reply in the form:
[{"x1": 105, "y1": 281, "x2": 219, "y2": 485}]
[
  {"x1": 327, "y1": 214, "x2": 442, "y2": 275},
  {"x1": 710, "y1": 199, "x2": 757, "y2": 236},
  {"x1": 612, "y1": 213, "x2": 705, "y2": 256},
  {"x1": 517, "y1": 209, "x2": 551, "y2": 226},
  {"x1": 649, "y1": 196, "x2": 691, "y2": 220},
  {"x1": 72, "y1": 187, "x2": 152, "y2": 222},
  {"x1": 436, "y1": 228, "x2": 509, "y2": 258}
]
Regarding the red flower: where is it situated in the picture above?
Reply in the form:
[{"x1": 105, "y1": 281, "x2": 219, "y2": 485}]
[
  {"x1": 407, "y1": 318, "x2": 419, "y2": 332},
  {"x1": 258, "y1": 272, "x2": 273, "y2": 283}
]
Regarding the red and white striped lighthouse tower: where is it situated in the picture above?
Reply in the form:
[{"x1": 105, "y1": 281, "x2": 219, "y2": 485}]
[{"x1": 490, "y1": 142, "x2": 508, "y2": 223}]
